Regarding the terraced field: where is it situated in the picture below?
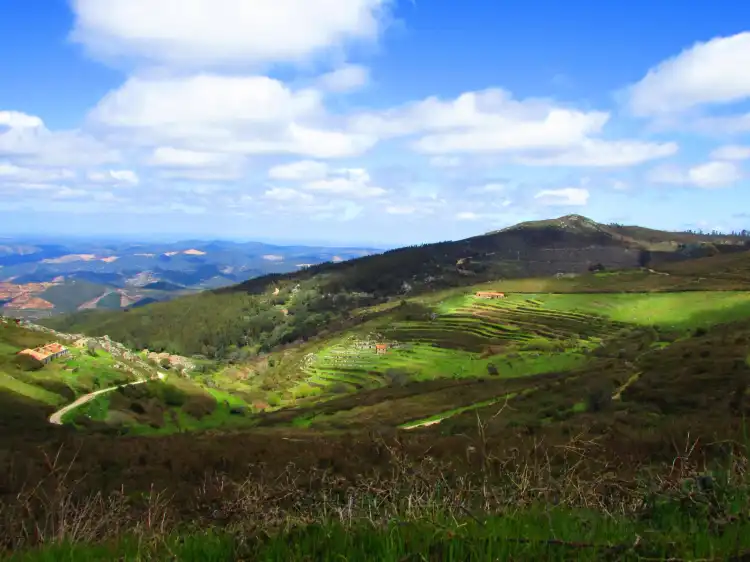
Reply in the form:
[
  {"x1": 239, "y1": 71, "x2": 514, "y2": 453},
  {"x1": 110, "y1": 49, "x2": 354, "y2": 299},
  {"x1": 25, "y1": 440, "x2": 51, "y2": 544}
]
[
  {"x1": 388, "y1": 294, "x2": 628, "y2": 351},
  {"x1": 294, "y1": 294, "x2": 628, "y2": 396}
]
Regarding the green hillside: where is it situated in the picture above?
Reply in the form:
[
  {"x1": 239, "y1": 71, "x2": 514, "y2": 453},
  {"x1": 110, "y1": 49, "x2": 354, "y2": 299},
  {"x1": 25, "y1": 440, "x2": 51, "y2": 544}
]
[
  {"x1": 8, "y1": 218, "x2": 750, "y2": 561},
  {"x1": 42, "y1": 215, "x2": 750, "y2": 361}
]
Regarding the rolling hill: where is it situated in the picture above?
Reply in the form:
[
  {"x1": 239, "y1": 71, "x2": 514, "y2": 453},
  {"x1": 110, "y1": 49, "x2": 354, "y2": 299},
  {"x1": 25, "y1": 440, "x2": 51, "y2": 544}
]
[
  {"x1": 4, "y1": 216, "x2": 750, "y2": 560},
  {"x1": 43, "y1": 214, "x2": 750, "y2": 360},
  {"x1": 0, "y1": 238, "x2": 381, "y2": 320}
]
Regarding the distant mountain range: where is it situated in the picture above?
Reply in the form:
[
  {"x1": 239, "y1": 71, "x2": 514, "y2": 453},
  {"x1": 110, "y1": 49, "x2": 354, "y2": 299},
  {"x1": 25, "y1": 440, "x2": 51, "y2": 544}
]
[{"x1": 0, "y1": 239, "x2": 381, "y2": 319}]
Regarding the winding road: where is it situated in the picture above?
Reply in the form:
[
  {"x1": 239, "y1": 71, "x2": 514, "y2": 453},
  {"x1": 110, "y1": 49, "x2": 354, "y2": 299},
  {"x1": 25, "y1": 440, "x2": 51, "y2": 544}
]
[{"x1": 48, "y1": 372, "x2": 166, "y2": 425}]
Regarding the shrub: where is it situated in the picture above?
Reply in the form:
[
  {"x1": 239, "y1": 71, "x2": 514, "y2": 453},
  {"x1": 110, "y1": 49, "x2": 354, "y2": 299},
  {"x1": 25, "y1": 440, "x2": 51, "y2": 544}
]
[
  {"x1": 486, "y1": 363, "x2": 499, "y2": 376},
  {"x1": 160, "y1": 384, "x2": 187, "y2": 407},
  {"x1": 181, "y1": 392, "x2": 217, "y2": 419},
  {"x1": 587, "y1": 387, "x2": 613, "y2": 413},
  {"x1": 129, "y1": 401, "x2": 146, "y2": 414},
  {"x1": 384, "y1": 369, "x2": 410, "y2": 387}
]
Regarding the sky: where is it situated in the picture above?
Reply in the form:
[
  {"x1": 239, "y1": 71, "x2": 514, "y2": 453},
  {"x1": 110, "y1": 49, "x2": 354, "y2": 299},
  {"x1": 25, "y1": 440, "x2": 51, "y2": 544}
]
[{"x1": 1, "y1": 1, "x2": 749, "y2": 247}]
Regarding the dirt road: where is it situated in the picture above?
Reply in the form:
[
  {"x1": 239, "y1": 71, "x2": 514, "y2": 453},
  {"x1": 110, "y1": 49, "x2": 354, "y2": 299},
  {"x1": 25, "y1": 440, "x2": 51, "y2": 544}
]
[{"x1": 48, "y1": 372, "x2": 166, "y2": 425}]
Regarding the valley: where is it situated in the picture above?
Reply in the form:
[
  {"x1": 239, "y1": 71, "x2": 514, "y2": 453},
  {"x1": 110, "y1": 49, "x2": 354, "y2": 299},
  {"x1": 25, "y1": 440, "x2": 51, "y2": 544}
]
[{"x1": 3, "y1": 216, "x2": 750, "y2": 560}]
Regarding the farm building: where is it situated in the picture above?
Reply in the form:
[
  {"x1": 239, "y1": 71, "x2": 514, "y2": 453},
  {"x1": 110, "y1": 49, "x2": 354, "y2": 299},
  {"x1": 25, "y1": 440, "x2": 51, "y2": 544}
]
[
  {"x1": 375, "y1": 344, "x2": 388, "y2": 354},
  {"x1": 18, "y1": 342, "x2": 70, "y2": 365},
  {"x1": 475, "y1": 291, "x2": 506, "y2": 299}
]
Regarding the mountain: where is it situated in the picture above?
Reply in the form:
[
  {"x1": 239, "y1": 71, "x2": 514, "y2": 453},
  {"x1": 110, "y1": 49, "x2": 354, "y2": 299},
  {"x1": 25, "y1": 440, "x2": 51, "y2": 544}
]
[
  {"x1": 43, "y1": 215, "x2": 750, "y2": 361},
  {"x1": 0, "y1": 238, "x2": 381, "y2": 320}
]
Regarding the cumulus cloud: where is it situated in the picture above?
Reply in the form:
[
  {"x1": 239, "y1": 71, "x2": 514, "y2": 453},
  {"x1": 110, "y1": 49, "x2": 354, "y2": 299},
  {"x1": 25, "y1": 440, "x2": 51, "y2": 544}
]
[
  {"x1": 0, "y1": 110, "x2": 118, "y2": 167},
  {"x1": 148, "y1": 147, "x2": 239, "y2": 168},
  {"x1": 89, "y1": 75, "x2": 376, "y2": 159},
  {"x1": 268, "y1": 161, "x2": 386, "y2": 198},
  {"x1": 264, "y1": 187, "x2": 313, "y2": 202},
  {"x1": 268, "y1": 160, "x2": 330, "y2": 180},
  {"x1": 349, "y1": 89, "x2": 677, "y2": 167},
  {"x1": 70, "y1": 0, "x2": 392, "y2": 68},
  {"x1": 710, "y1": 145, "x2": 750, "y2": 161},
  {"x1": 627, "y1": 32, "x2": 750, "y2": 116},
  {"x1": 0, "y1": 162, "x2": 75, "y2": 183},
  {"x1": 87, "y1": 169, "x2": 140, "y2": 186},
  {"x1": 517, "y1": 139, "x2": 678, "y2": 167},
  {"x1": 305, "y1": 168, "x2": 386, "y2": 198},
  {"x1": 386, "y1": 205, "x2": 417, "y2": 215},
  {"x1": 534, "y1": 187, "x2": 589, "y2": 206},
  {"x1": 316, "y1": 64, "x2": 370, "y2": 93},
  {"x1": 648, "y1": 161, "x2": 742, "y2": 188}
]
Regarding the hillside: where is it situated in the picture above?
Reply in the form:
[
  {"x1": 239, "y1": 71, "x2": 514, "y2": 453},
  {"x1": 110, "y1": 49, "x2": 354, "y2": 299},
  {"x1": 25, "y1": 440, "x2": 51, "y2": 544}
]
[
  {"x1": 5, "y1": 246, "x2": 750, "y2": 559},
  {"x1": 44, "y1": 215, "x2": 750, "y2": 361},
  {"x1": 4, "y1": 234, "x2": 750, "y2": 559}
]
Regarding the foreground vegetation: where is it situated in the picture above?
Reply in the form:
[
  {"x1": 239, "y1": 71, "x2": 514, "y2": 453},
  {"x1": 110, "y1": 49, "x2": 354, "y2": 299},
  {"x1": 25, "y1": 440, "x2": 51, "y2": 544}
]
[{"x1": 4, "y1": 426, "x2": 750, "y2": 561}]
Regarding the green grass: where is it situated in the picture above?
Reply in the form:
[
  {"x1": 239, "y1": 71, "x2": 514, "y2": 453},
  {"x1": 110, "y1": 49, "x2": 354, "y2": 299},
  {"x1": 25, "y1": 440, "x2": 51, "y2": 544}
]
[
  {"x1": 0, "y1": 373, "x2": 65, "y2": 405},
  {"x1": 537, "y1": 291, "x2": 750, "y2": 328},
  {"x1": 10, "y1": 507, "x2": 750, "y2": 561}
]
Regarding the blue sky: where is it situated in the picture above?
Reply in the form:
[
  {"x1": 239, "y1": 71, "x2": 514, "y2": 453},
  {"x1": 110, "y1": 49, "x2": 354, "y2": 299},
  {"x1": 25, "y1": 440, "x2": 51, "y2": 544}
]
[{"x1": 1, "y1": 0, "x2": 749, "y2": 247}]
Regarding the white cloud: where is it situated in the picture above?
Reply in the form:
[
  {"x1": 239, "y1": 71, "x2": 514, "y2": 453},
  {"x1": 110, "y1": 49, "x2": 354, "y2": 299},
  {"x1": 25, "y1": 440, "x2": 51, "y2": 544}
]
[
  {"x1": 456, "y1": 211, "x2": 480, "y2": 220},
  {"x1": 71, "y1": 0, "x2": 391, "y2": 68},
  {"x1": 648, "y1": 161, "x2": 742, "y2": 188},
  {"x1": 627, "y1": 32, "x2": 750, "y2": 116},
  {"x1": 87, "y1": 169, "x2": 140, "y2": 186},
  {"x1": 517, "y1": 139, "x2": 678, "y2": 167},
  {"x1": 385, "y1": 205, "x2": 417, "y2": 215},
  {"x1": 0, "y1": 162, "x2": 75, "y2": 183},
  {"x1": 308, "y1": 199, "x2": 364, "y2": 221},
  {"x1": 317, "y1": 64, "x2": 370, "y2": 93},
  {"x1": 53, "y1": 187, "x2": 88, "y2": 199},
  {"x1": 264, "y1": 187, "x2": 313, "y2": 202},
  {"x1": 611, "y1": 180, "x2": 629, "y2": 191},
  {"x1": 710, "y1": 145, "x2": 750, "y2": 161},
  {"x1": 304, "y1": 168, "x2": 386, "y2": 198},
  {"x1": 349, "y1": 89, "x2": 676, "y2": 167},
  {"x1": 89, "y1": 75, "x2": 376, "y2": 159},
  {"x1": 534, "y1": 187, "x2": 589, "y2": 206},
  {"x1": 148, "y1": 147, "x2": 238, "y2": 168},
  {"x1": 693, "y1": 112, "x2": 750, "y2": 134},
  {"x1": 270, "y1": 162, "x2": 387, "y2": 198},
  {"x1": 268, "y1": 160, "x2": 329, "y2": 180},
  {"x1": 428, "y1": 156, "x2": 462, "y2": 168},
  {"x1": 0, "y1": 111, "x2": 43, "y2": 129},
  {"x1": 467, "y1": 182, "x2": 507, "y2": 194},
  {"x1": 0, "y1": 110, "x2": 118, "y2": 167}
]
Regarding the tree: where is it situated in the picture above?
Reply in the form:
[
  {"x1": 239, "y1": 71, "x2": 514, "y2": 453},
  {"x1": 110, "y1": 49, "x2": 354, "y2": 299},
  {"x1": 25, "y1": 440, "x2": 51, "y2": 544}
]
[{"x1": 486, "y1": 363, "x2": 499, "y2": 376}]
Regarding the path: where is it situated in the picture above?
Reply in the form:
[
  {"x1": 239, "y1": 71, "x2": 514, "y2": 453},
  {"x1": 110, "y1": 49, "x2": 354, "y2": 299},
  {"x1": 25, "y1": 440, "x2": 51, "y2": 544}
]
[{"x1": 48, "y1": 372, "x2": 166, "y2": 425}]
